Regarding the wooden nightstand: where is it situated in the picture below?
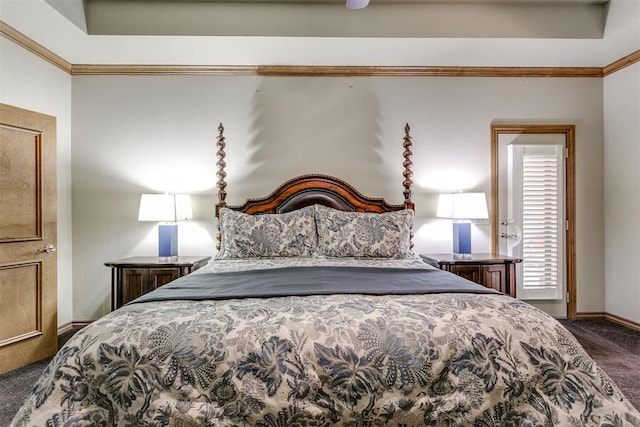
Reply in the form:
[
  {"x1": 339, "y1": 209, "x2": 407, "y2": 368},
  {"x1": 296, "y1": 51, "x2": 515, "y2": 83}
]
[
  {"x1": 420, "y1": 253, "x2": 522, "y2": 297},
  {"x1": 105, "y1": 256, "x2": 211, "y2": 310}
]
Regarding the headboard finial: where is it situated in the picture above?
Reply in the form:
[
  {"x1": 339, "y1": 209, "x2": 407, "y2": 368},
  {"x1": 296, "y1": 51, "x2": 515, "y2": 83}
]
[
  {"x1": 402, "y1": 123, "x2": 414, "y2": 209},
  {"x1": 216, "y1": 123, "x2": 227, "y2": 215}
]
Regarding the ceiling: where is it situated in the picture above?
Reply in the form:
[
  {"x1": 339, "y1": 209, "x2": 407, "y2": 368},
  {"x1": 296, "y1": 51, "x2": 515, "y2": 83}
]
[
  {"x1": 46, "y1": 0, "x2": 610, "y2": 39},
  {"x1": 5, "y1": 0, "x2": 634, "y2": 68}
]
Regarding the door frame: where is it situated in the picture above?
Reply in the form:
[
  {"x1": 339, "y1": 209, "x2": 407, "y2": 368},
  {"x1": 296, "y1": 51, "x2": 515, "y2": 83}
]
[{"x1": 490, "y1": 124, "x2": 576, "y2": 318}]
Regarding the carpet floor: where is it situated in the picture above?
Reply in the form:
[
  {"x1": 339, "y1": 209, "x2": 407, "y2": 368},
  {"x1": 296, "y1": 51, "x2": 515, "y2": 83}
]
[
  {"x1": 1, "y1": 319, "x2": 638, "y2": 425},
  {"x1": 560, "y1": 318, "x2": 640, "y2": 411}
]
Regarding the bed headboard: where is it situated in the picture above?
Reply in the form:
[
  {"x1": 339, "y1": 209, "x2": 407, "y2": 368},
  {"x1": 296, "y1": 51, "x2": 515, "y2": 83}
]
[
  {"x1": 219, "y1": 173, "x2": 412, "y2": 215},
  {"x1": 214, "y1": 123, "x2": 414, "y2": 247}
]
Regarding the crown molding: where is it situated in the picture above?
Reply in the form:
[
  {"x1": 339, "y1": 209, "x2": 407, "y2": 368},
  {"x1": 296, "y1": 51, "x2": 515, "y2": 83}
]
[
  {"x1": 71, "y1": 64, "x2": 603, "y2": 78},
  {"x1": 257, "y1": 65, "x2": 603, "y2": 78},
  {"x1": 603, "y1": 49, "x2": 640, "y2": 77},
  {"x1": 70, "y1": 64, "x2": 259, "y2": 76},
  {"x1": 0, "y1": 20, "x2": 634, "y2": 79},
  {"x1": 0, "y1": 21, "x2": 72, "y2": 74}
]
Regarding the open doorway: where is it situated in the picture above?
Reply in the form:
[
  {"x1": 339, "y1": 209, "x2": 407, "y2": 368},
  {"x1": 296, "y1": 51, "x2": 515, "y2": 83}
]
[{"x1": 491, "y1": 124, "x2": 576, "y2": 319}]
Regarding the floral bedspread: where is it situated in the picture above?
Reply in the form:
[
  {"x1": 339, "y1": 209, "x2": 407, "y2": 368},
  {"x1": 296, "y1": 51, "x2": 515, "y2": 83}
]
[{"x1": 11, "y1": 260, "x2": 640, "y2": 426}]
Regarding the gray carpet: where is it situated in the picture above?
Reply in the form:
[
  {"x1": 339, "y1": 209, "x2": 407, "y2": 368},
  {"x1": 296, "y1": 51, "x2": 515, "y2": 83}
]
[
  {"x1": 0, "y1": 358, "x2": 52, "y2": 425},
  {"x1": 1, "y1": 320, "x2": 638, "y2": 425},
  {"x1": 560, "y1": 319, "x2": 640, "y2": 411},
  {"x1": 0, "y1": 330, "x2": 75, "y2": 427}
]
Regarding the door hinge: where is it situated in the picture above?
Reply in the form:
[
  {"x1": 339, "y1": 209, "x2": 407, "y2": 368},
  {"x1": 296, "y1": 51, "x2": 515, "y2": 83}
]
[
  {"x1": 566, "y1": 292, "x2": 570, "y2": 301},
  {"x1": 566, "y1": 220, "x2": 569, "y2": 231},
  {"x1": 565, "y1": 148, "x2": 569, "y2": 159}
]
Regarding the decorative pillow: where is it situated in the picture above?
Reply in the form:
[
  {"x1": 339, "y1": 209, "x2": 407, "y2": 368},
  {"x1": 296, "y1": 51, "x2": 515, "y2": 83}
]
[
  {"x1": 314, "y1": 204, "x2": 413, "y2": 258},
  {"x1": 217, "y1": 206, "x2": 317, "y2": 259}
]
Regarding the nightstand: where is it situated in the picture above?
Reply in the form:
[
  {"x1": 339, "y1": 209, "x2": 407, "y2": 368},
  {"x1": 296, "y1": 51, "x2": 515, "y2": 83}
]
[
  {"x1": 105, "y1": 256, "x2": 211, "y2": 310},
  {"x1": 420, "y1": 253, "x2": 522, "y2": 297}
]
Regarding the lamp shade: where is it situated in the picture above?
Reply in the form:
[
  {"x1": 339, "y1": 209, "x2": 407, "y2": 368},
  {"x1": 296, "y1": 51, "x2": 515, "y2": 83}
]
[
  {"x1": 138, "y1": 194, "x2": 193, "y2": 222},
  {"x1": 436, "y1": 192, "x2": 488, "y2": 220},
  {"x1": 174, "y1": 194, "x2": 193, "y2": 221},
  {"x1": 138, "y1": 194, "x2": 176, "y2": 222}
]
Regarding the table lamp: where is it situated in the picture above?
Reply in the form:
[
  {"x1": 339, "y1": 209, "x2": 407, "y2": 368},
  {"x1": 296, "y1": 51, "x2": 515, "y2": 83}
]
[
  {"x1": 436, "y1": 192, "x2": 488, "y2": 258},
  {"x1": 138, "y1": 194, "x2": 192, "y2": 259}
]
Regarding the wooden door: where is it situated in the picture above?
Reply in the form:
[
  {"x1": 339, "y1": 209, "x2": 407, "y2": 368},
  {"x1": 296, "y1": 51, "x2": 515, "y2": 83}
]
[
  {"x1": 449, "y1": 265, "x2": 481, "y2": 284},
  {"x1": 481, "y1": 265, "x2": 506, "y2": 293},
  {"x1": 120, "y1": 268, "x2": 150, "y2": 307},
  {"x1": 148, "y1": 268, "x2": 179, "y2": 290},
  {"x1": 0, "y1": 103, "x2": 57, "y2": 374},
  {"x1": 119, "y1": 268, "x2": 179, "y2": 307}
]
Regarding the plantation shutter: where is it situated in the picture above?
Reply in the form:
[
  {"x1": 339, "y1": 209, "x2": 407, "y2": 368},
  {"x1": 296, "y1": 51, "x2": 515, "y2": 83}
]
[{"x1": 509, "y1": 144, "x2": 565, "y2": 300}]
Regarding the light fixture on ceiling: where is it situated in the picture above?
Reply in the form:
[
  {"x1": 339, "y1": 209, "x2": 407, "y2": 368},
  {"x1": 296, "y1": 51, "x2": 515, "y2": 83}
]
[{"x1": 346, "y1": 0, "x2": 369, "y2": 9}]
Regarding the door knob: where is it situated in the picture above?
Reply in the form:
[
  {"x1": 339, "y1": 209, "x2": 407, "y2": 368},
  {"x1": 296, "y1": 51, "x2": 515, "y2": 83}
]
[
  {"x1": 500, "y1": 233, "x2": 518, "y2": 239},
  {"x1": 38, "y1": 244, "x2": 56, "y2": 253}
]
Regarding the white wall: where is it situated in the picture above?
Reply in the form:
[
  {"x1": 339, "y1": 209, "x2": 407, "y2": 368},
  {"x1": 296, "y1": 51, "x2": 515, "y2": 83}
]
[
  {"x1": 604, "y1": 62, "x2": 640, "y2": 324},
  {"x1": 0, "y1": 37, "x2": 74, "y2": 326},
  {"x1": 1, "y1": 0, "x2": 637, "y2": 327},
  {"x1": 72, "y1": 74, "x2": 604, "y2": 321}
]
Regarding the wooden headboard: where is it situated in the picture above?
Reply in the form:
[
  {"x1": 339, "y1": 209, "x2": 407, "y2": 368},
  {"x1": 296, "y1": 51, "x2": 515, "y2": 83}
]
[
  {"x1": 213, "y1": 123, "x2": 414, "y2": 247},
  {"x1": 219, "y1": 173, "x2": 412, "y2": 215}
]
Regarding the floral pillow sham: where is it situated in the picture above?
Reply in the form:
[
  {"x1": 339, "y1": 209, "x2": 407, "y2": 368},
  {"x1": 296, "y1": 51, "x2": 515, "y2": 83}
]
[
  {"x1": 314, "y1": 204, "x2": 413, "y2": 258},
  {"x1": 217, "y1": 206, "x2": 317, "y2": 259}
]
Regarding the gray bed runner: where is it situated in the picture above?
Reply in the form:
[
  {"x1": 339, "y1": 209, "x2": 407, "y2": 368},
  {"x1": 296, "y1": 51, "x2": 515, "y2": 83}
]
[{"x1": 131, "y1": 266, "x2": 500, "y2": 304}]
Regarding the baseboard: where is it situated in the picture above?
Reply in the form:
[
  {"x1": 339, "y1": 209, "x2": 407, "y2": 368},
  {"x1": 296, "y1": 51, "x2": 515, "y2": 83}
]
[
  {"x1": 57, "y1": 321, "x2": 92, "y2": 336},
  {"x1": 604, "y1": 313, "x2": 640, "y2": 332},
  {"x1": 575, "y1": 311, "x2": 640, "y2": 332},
  {"x1": 575, "y1": 311, "x2": 606, "y2": 320}
]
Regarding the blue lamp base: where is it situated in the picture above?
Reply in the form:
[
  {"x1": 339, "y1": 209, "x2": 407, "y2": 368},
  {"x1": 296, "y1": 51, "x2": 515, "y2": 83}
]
[
  {"x1": 158, "y1": 223, "x2": 178, "y2": 259},
  {"x1": 453, "y1": 221, "x2": 471, "y2": 258}
]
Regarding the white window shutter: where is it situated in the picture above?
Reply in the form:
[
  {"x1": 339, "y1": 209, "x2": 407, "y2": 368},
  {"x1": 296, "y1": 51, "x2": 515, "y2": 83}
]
[{"x1": 510, "y1": 144, "x2": 565, "y2": 300}]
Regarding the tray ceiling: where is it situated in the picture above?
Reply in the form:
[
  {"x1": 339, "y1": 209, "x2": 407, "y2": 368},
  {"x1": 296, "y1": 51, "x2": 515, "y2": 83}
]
[{"x1": 46, "y1": 0, "x2": 610, "y2": 39}]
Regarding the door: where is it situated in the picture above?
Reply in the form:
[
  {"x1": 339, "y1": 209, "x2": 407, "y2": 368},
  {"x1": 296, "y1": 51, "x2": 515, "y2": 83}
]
[
  {"x1": 504, "y1": 141, "x2": 566, "y2": 301},
  {"x1": 0, "y1": 103, "x2": 57, "y2": 374},
  {"x1": 491, "y1": 124, "x2": 576, "y2": 318},
  {"x1": 118, "y1": 267, "x2": 179, "y2": 307}
]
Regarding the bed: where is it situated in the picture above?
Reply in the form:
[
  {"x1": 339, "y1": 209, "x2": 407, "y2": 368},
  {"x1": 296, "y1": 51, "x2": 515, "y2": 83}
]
[{"x1": 11, "y1": 124, "x2": 640, "y2": 427}]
